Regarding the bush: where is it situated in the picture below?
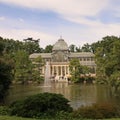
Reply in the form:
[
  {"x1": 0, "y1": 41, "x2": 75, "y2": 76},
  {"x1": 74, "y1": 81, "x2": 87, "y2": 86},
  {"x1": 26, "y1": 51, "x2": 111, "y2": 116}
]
[
  {"x1": 10, "y1": 92, "x2": 73, "y2": 118},
  {"x1": 72, "y1": 102, "x2": 117, "y2": 119},
  {"x1": 0, "y1": 106, "x2": 10, "y2": 115}
]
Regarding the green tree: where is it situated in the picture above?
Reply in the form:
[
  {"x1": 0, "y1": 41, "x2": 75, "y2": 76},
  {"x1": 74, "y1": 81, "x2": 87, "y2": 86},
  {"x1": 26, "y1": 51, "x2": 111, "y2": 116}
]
[
  {"x1": 110, "y1": 71, "x2": 120, "y2": 93},
  {"x1": 44, "y1": 45, "x2": 53, "y2": 53},
  {"x1": 76, "y1": 46, "x2": 82, "y2": 52},
  {"x1": 0, "y1": 58, "x2": 13, "y2": 103},
  {"x1": 0, "y1": 37, "x2": 14, "y2": 103},
  {"x1": 23, "y1": 41, "x2": 41, "y2": 54},
  {"x1": 95, "y1": 36, "x2": 120, "y2": 91},
  {"x1": 81, "y1": 43, "x2": 91, "y2": 52},
  {"x1": 0, "y1": 36, "x2": 42, "y2": 56},
  {"x1": 32, "y1": 56, "x2": 45, "y2": 83},
  {"x1": 69, "y1": 58, "x2": 83, "y2": 82},
  {"x1": 14, "y1": 50, "x2": 33, "y2": 84},
  {"x1": 69, "y1": 44, "x2": 76, "y2": 52}
]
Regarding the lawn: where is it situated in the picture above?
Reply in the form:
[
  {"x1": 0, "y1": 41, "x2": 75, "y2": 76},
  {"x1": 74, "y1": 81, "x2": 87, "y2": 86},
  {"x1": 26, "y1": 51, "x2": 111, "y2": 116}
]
[
  {"x1": 0, "y1": 115, "x2": 120, "y2": 120},
  {"x1": 0, "y1": 115, "x2": 36, "y2": 120}
]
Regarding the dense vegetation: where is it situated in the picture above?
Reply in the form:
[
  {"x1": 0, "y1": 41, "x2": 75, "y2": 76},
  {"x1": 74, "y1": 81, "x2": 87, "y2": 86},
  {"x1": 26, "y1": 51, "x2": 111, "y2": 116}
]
[
  {"x1": 93, "y1": 36, "x2": 120, "y2": 93},
  {"x1": 0, "y1": 38, "x2": 13, "y2": 103},
  {"x1": 8, "y1": 93, "x2": 72, "y2": 119},
  {"x1": 69, "y1": 58, "x2": 95, "y2": 83},
  {"x1": 0, "y1": 37, "x2": 45, "y2": 85},
  {"x1": 69, "y1": 36, "x2": 120, "y2": 92}
]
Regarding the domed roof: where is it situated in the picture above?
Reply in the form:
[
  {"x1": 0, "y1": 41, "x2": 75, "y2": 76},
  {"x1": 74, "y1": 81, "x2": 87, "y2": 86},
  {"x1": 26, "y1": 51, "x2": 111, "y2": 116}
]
[{"x1": 52, "y1": 38, "x2": 68, "y2": 51}]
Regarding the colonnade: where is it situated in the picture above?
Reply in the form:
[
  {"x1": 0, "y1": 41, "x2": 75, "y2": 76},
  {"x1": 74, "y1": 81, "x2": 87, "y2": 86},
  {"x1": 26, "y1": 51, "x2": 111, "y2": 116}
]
[{"x1": 50, "y1": 65, "x2": 70, "y2": 77}]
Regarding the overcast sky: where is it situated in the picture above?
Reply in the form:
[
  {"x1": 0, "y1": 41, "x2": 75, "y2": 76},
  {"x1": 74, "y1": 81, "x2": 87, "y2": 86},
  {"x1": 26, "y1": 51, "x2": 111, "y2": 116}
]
[{"x1": 0, "y1": 0, "x2": 120, "y2": 48}]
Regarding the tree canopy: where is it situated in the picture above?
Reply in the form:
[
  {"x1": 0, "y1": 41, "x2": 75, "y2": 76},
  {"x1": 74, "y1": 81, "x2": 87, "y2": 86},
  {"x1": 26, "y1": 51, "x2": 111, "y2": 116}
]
[
  {"x1": 69, "y1": 58, "x2": 83, "y2": 82},
  {"x1": 93, "y1": 36, "x2": 120, "y2": 91},
  {"x1": 0, "y1": 37, "x2": 14, "y2": 103}
]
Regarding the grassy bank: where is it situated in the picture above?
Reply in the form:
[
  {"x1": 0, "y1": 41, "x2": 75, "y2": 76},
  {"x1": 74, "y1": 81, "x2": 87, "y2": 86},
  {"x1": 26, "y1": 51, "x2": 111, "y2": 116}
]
[
  {"x1": 0, "y1": 115, "x2": 35, "y2": 120},
  {"x1": 0, "y1": 115, "x2": 120, "y2": 120}
]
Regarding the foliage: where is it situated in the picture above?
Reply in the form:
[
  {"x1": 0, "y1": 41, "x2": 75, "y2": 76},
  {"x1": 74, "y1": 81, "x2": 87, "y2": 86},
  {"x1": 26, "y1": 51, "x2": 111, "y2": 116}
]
[
  {"x1": 69, "y1": 59, "x2": 83, "y2": 82},
  {"x1": 55, "y1": 111, "x2": 75, "y2": 120},
  {"x1": 23, "y1": 41, "x2": 41, "y2": 54},
  {"x1": 69, "y1": 44, "x2": 76, "y2": 52},
  {"x1": 0, "y1": 36, "x2": 41, "y2": 55},
  {"x1": 94, "y1": 36, "x2": 120, "y2": 92},
  {"x1": 14, "y1": 50, "x2": 33, "y2": 84},
  {"x1": 110, "y1": 71, "x2": 120, "y2": 93},
  {"x1": 0, "y1": 58, "x2": 13, "y2": 103},
  {"x1": 44, "y1": 45, "x2": 53, "y2": 53},
  {"x1": 10, "y1": 92, "x2": 73, "y2": 118},
  {"x1": 69, "y1": 59, "x2": 91, "y2": 83},
  {"x1": 0, "y1": 106, "x2": 10, "y2": 115},
  {"x1": 75, "y1": 46, "x2": 81, "y2": 52},
  {"x1": 32, "y1": 56, "x2": 45, "y2": 83},
  {"x1": 81, "y1": 43, "x2": 91, "y2": 52},
  {"x1": 69, "y1": 43, "x2": 92, "y2": 53},
  {"x1": 0, "y1": 38, "x2": 5, "y2": 55},
  {"x1": 76, "y1": 76, "x2": 95, "y2": 83},
  {"x1": 0, "y1": 36, "x2": 47, "y2": 84},
  {"x1": 72, "y1": 102, "x2": 118, "y2": 119}
]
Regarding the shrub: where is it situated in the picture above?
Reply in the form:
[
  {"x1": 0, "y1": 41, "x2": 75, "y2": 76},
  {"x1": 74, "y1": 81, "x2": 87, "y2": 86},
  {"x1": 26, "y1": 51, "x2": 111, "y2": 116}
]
[
  {"x1": 72, "y1": 105, "x2": 103, "y2": 119},
  {"x1": 0, "y1": 106, "x2": 10, "y2": 115},
  {"x1": 10, "y1": 92, "x2": 73, "y2": 118},
  {"x1": 55, "y1": 111, "x2": 74, "y2": 120},
  {"x1": 95, "y1": 102, "x2": 117, "y2": 118},
  {"x1": 72, "y1": 102, "x2": 117, "y2": 119}
]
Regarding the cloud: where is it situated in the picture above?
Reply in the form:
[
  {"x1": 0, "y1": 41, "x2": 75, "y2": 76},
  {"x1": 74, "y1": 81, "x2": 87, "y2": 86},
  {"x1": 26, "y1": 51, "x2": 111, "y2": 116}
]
[
  {"x1": 0, "y1": 0, "x2": 109, "y2": 17},
  {"x1": 19, "y1": 18, "x2": 24, "y2": 22},
  {"x1": 1, "y1": 0, "x2": 117, "y2": 27},
  {"x1": 0, "y1": 0, "x2": 120, "y2": 47},
  {"x1": 0, "y1": 28, "x2": 57, "y2": 48},
  {"x1": 0, "y1": 16, "x2": 5, "y2": 21}
]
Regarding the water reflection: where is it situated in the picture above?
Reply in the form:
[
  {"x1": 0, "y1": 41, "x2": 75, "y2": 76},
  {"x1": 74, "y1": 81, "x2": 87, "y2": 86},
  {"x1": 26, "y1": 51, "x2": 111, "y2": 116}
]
[{"x1": 6, "y1": 83, "x2": 118, "y2": 109}]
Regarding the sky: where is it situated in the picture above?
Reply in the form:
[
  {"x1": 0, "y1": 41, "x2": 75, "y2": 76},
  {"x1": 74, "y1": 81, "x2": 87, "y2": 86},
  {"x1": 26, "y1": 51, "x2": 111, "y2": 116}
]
[{"x1": 0, "y1": 0, "x2": 120, "y2": 48}]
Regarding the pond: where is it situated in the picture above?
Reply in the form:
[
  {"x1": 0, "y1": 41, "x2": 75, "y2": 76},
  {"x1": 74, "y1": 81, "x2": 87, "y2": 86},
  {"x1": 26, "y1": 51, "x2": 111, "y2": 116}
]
[{"x1": 5, "y1": 83, "x2": 119, "y2": 109}]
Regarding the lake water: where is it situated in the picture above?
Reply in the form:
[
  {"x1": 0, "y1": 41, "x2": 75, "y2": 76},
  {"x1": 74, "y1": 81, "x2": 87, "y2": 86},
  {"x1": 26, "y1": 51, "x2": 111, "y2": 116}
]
[{"x1": 5, "y1": 83, "x2": 119, "y2": 109}]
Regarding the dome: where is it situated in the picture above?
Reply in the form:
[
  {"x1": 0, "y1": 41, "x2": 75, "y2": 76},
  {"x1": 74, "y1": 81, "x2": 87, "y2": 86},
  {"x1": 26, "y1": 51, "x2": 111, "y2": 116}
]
[{"x1": 52, "y1": 38, "x2": 68, "y2": 51}]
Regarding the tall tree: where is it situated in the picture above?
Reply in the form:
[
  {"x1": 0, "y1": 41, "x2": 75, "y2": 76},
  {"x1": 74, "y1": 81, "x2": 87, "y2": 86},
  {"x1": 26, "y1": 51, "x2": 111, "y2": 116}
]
[
  {"x1": 0, "y1": 37, "x2": 14, "y2": 103},
  {"x1": 0, "y1": 57, "x2": 13, "y2": 103},
  {"x1": 32, "y1": 56, "x2": 45, "y2": 83},
  {"x1": 95, "y1": 36, "x2": 120, "y2": 91},
  {"x1": 69, "y1": 58, "x2": 83, "y2": 82},
  {"x1": 14, "y1": 50, "x2": 33, "y2": 84},
  {"x1": 24, "y1": 41, "x2": 41, "y2": 54}
]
